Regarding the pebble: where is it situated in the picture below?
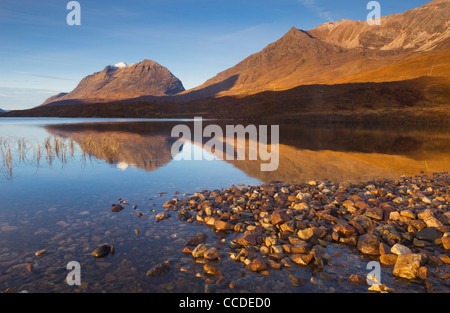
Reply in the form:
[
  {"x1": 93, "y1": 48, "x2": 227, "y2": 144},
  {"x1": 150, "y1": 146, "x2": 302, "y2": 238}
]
[
  {"x1": 91, "y1": 245, "x2": 112, "y2": 258},
  {"x1": 34, "y1": 249, "x2": 47, "y2": 257}
]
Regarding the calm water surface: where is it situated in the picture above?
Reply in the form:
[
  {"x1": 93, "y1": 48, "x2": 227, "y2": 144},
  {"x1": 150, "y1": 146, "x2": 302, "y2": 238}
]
[{"x1": 0, "y1": 118, "x2": 449, "y2": 293}]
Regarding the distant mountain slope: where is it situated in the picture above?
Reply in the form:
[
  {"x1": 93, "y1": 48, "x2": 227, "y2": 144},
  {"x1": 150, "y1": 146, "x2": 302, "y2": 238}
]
[
  {"x1": 43, "y1": 59, "x2": 185, "y2": 106},
  {"x1": 180, "y1": 0, "x2": 450, "y2": 98}
]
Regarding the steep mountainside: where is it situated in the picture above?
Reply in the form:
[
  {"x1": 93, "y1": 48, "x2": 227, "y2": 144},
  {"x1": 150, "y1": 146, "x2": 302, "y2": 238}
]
[
  {"x1": 181, "y1": 0, "x2": 450, "y2": 98},
  {"x1": 43, "y1": 60, "x2": 185, "y2": 105}
]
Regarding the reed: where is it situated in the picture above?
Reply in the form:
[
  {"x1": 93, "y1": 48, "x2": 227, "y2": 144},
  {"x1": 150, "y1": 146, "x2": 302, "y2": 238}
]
[{"x1": 0, "y1": 135, "x2": 122, "y2": 181}]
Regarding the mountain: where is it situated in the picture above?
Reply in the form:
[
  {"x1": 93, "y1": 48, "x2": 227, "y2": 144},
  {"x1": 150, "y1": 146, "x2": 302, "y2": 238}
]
[
  {"x1": 43, "y1": 59, "x2": 185, "y2": 106},
  {"x1": 181, "y1": 0, "x2": 450, "y2": 98},
  {"x1": 0, "y1": 108, "x2": 4, "y2": 113},
  {"x1": 8, "y1": 0, "x2": 450, "y2": 123}
]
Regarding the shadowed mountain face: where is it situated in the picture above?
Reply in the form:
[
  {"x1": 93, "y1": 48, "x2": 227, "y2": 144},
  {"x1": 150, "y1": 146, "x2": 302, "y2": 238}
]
[
  {"x1": 44, "y1": 121, "x2": 450, "y2": 184},
  {"x1": 42, "y1": 59, "x2": 185, "y2": 106},
  {"x1": 181, "y1": 0, "x2": 450, "y2": 98}
]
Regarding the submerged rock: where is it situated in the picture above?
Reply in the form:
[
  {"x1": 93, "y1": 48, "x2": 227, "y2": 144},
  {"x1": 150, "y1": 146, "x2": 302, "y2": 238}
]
[
  {"x1": 146, "y1": 263, "x2": 171, "y2": 277},
  {"x1": 91, "y1": 245, "x2": 112, "y2": 258},
  {"x1": 110, "y1": 204, "x2": 125, "y2": 213}
]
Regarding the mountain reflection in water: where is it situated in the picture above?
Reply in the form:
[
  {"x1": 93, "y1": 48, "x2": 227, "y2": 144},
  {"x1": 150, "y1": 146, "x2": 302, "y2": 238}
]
[{"x1": 42, "y1": 121, "x2": 450, "y2": 184}]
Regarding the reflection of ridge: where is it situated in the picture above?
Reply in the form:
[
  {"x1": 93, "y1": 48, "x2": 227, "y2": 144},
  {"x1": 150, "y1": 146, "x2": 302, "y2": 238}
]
[
  {"x1": 45, "y1": 122, "x2": 450, "y2": 183},
  {"x1": 46, "y1": 124, "x2": 176, "y2": 172}
]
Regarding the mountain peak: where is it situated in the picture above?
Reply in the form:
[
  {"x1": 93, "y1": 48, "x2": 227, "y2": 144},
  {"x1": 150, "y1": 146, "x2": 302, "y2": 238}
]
[
  {"x1": 42, "y1": 59, "x2": 185, "y2": 105},
  {"x1": 113, "y1": 61, "x2": 128, "y2": 69}
]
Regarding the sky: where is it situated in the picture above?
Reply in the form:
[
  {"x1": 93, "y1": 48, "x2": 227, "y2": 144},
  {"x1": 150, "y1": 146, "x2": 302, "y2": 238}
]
[{"x1": 0, "y1": 0, "x2": 433, "y2": 110}]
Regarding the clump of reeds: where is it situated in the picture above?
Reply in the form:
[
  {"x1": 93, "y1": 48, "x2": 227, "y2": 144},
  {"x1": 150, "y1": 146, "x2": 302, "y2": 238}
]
[{"x1": 0, "y1": 135, "x2": 79, "y2": 181}]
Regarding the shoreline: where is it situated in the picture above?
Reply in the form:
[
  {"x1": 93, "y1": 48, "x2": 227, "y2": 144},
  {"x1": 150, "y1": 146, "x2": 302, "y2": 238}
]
[{"x1": 158, "y1": 172, "x2": 450, "y2": 292}]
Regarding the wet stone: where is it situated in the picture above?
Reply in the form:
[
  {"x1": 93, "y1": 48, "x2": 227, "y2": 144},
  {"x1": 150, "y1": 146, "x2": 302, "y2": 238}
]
[
  {"x1": 91, "y1": 245, "x2": 112, "y2": 258},
  {"x1": 357, "y1": 234, "x2": 380, "y2": 256},
  {"x1": 393, "y1": 254, "x2": 423, "y2": 280},
  {"x1": 146, "y1": 263, "x2": 171, "y2": 277},
  {"x1": 416, "y1": 227, "x2": 443, "y2": 242}
]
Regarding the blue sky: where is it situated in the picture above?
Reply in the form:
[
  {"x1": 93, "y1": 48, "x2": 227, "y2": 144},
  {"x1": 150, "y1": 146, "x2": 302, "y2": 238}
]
[{"x1": 0, "y1": 0, "x2": 432, "y2": 110}]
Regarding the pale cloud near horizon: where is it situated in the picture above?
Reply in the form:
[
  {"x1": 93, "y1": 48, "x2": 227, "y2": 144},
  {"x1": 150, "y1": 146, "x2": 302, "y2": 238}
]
[
  {"x1": 297, "y1": 0, "x2": 334, "y2": 22},
  {"x1": 0, "y1": 86, "x2": 60, "y2": 110},
  {"x1": 17, "y1": 72, "x2": 74, "y2": 81}
]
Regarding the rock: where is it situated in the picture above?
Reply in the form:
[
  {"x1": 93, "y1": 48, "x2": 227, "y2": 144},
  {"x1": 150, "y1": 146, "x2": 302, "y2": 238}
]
[
  {"x1": 333, "y1": 223, "x2": 356, "y2": 237},
  {"x1": 379, "y1": 243, "x2": 391, "y2": 255},
  {"x1": 177, "y1": 210, "x2": 192, "y2": 222},
  {"x1": 265, "y1": 236, "x2": 277, "y2": 247},
  {"x1": 163, "y1": 199, "x2": 177, "y2": 207},
  {"x1": 233, "y1": 231, "x2": 260, "y2": 247},
  {"x1": 355, "y1": 201, "x2": 370, "y2": 211},
  {"x1": 348, "y1": 274, "x2": 367, "y2": 285},
  {"x1": 368, "y1": 284, "x2": 394, "y2": 293},
  {"x1": 293, "y1": 203, "x2": 308, "y2": 211},
  {"x1": 376, "y1": 224, "x2": 401, "y2": 242},
  {"x1": 204, "y1": 264, "x2": 221, "y2": 276},
  {"x1": 247, "y1": 258, "x2": 268, "y2": 272},
  {"x1": 204, "y1": 217, "x2": 216, "y2": 226},
  {"x1": 416, "y1": 227, "x2": 442, "y2": 241},
  {"x1": 185, "y1": 233, "x2": 207, "y2": 246},
  {"x1": 280, "y1": 220, "x2": 296, "y2": 233},
  {"x1": 26, "y1": 264, "x2": 33, "y2": 273},
  {"x1": 271, "y1": 210, "x2": 290, "y2": 225},
  {"x1": 389, "y1": 211, "x2": 401, "y2": 221},
  {"x1": 290, "y1": 254, "x2": 313, "y2": 266},
  {"x1": 442, "y1": 234, "x2": 450, "y2": 250},
  {"x1": 182, "y1": 247, "x2": 194, "y2": 255},
  {"x1": 400, "y1": 210, "x2": 416, "y2": 219},
  {"x1": 271, "y1": 245, "x2": 284, "y2": 254},
  {"x1": 380, "y1": 254, "x2": 398, "y2": 266},
  {"x1": 357, "y1": 234, "x2": 380, "y2": 255},
  {"x1": 192, "y1": 244, "x2": 208, "y2": 258},
  {"x1": 290, "y1": 242, "x2": 310, "y2": 254},
  {"x1": 214, "y1": 220, "x2": 234, "y2": 231},
  {"x1": 204, "y1": 247, "x2": 220, "y2": 260},
  {"x1": 424, "y1": 216, "x2": 443, "y2": 228},
  {"x1": 297, "y1": 228, "x2": 314, "y2": 241},
  {"x1": 391, "y1": 243, "x2": 412, "y2": 256},
  {"x1": 351, "y1": 215, "x2": 373, "y2": 232},
  {"x1": 365, "y1": 207, "x2": 384, "y2": 220},
  {"x1": 296, "y1": 193, "x2": 311, "y2": 201},
  {"x1": 421, "y1": 197, "x2": 432, "y2": 204},
  {"x1": 155, "y1": 212, "x2": 171, "y2": 222},
  {"x1": 413, "y1": 238, "x2": 430, "y2": 247},
  {"x1": 34, "y1": 249, "x2": 47, "y2": 257},
  {"x1": 418, "y1": 209, "x2": 434, "y2": 220},
  {"x1": 91, "y1": 245, "x2": 112, "y2": 258},
  {"x1": 146, "y1": 263, "x2": 171, "y2": 277},
  {"x1": 393, "y1": 254, "x2": 423, "y2": 280},
  {"x1": 110, "y1": 204, "x2": 125, "y2": 213},
  {"x1": 311, "y1": 245, "x2": 330, "y2": 269},
  {"x1": 440, "y1": 254, "x2": 450, "y2": 264},
  {"x1": 289, "y1": 275, "x2": 307, "y2": 287},
  {"x1": 268, "y1": 259, "x2": 282, "y2": 270},
  {"x1": 280, "y1": 187, "x2": 290, "y2": 194},
  {"x1": 409, "y1": 219, "x2": 427, "y2": 231},
  {"x1": 418, "y1": 266, "x2": 431, "y2": 280}
]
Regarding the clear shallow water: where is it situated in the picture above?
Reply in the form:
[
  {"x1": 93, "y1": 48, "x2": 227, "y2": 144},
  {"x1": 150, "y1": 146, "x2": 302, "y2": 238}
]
[{"x1": 0, "y1": 118, "x2": 449, "y2": 293}]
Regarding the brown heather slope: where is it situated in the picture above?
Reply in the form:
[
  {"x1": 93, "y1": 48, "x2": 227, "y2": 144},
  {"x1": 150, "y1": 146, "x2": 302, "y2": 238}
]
[
  {"x1": 3, "y1": 76, "x2": 450, "y2": 126},
  {"x1": 180, "y1": 0, "x2": 450, "y2": 98},
  {"x1": 42, "y1": 59, "x2": 185, "y2": 105}
]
